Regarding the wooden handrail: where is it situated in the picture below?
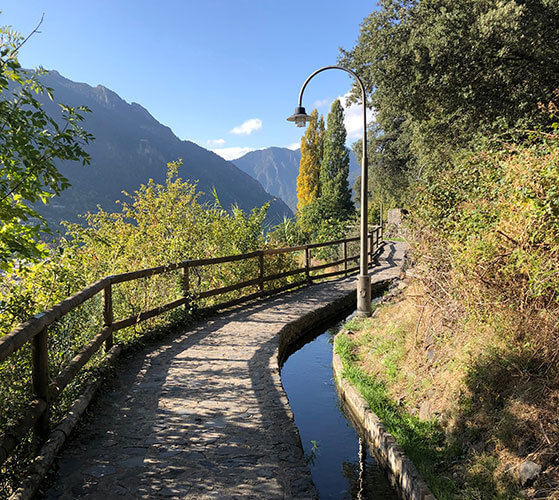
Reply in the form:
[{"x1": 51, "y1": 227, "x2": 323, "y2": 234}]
[
  {"x1": 0, "y1": 227, "x2": 384, "y2": 468},
  {"x1": 0, "y1": 278, "x2": 109, "y2": 364}
]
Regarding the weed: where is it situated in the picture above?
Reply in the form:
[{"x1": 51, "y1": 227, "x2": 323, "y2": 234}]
[{"x1": 305, "y1": 440, "x2": 320, "y2": 466}]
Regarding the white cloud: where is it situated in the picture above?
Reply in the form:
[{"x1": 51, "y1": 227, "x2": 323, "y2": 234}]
[
  {"x1": 211, "y1": 146, "x2": 255, "y2": 161},
  {"x1": 309, "y1": 94, "x2": 376, "y2": 141},
  {"x1": 313, "y1": 98, "x2": 332, "y2": 108},
  {"x1": 342, "y1": 100, "x2": 367, "y2": 141},
  {"x1": 207, "y1": 138, "x2": 226, "y2": 147},
  {"x1": 337, "y1": 93, "x2": 376, "y2": 141},
  {"x1": 286, "y1": 142, "x2": 300, "y2": 151},
  {"x1": 229, "y1": 118, "x2": 262, "y2": 135}
]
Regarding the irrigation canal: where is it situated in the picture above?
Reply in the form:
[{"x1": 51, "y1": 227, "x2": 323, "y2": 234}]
[{"x1": 282, "y1": 311, "x2": 399, "y2": 499}]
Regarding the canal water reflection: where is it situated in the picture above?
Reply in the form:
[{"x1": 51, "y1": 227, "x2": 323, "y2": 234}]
[{"x1": 281, "y1": 318, "x2": 399, "y2": 499}]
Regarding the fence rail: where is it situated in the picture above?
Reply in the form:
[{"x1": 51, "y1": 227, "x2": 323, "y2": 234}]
[{"x1": 0, "y1": 225, "x2": 383, "y2": 467}]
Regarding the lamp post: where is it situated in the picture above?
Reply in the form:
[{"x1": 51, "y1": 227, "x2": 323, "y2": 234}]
[{"x1": 287, "y1": 65, "x2": 371, "y2": 316}]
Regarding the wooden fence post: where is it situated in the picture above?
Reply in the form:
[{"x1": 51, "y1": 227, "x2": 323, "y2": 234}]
[
  {"x1": 181, "y1": 265, "x2": 190, "y2": 310},
  {"x1": 367, "y1": 231, "x2": 372, "y2": 268},
  {"x1": 32, "y1": 327, "x2": 49, "y2": 441},
  {"x1": 103, "y1": 284, "x2": 113, "y2": 351},
  {"x1": 258, "y1": 252, "x2": 264, "y2": 292},
  {"x1": 343, "y1": 240, "x2": 348, "y2": 277},
  {"x1": 305, "y1": 247, "x2": 311, "y2": 282}
]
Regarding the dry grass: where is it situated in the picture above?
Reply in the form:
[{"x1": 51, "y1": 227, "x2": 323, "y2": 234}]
[{"x1": 347, "y1": 279, "x2": 559, "y2": 498}]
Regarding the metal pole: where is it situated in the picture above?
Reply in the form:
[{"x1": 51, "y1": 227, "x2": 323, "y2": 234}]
[{"x1": 295, "y1": 65, "x2": 371, "y2": 316}]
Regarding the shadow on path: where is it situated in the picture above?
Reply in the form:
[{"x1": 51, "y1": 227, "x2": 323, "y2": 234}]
[{"x1": 39, "y1": 241, "x2": 406, "y2": 499}]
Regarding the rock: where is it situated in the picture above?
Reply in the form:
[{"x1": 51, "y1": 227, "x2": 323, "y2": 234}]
[
  {"x1": 387, "y1": 208, "x2": 403, "y2": 226},
  {"x1": 517, "y1": 460, "x2": 541, "y2": 485}
]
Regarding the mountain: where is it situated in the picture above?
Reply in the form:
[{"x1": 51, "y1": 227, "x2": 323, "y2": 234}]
[
  {"x1": 34, "y1": 71, "x2": 292, "y2": 230},
  {"x1": 233, "y1": 147, "x2": 362, "y2": 212},
  {"x1": 233, "y1": 147, "x2": 300, "y2": 212}
]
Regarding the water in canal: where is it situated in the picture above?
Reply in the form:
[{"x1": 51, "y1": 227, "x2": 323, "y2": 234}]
[{"x1": 281, "y1": 315, "x2": 399, "y2": 499}]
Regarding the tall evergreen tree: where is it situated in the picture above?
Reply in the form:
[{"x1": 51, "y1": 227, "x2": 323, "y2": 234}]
[
  {"x1": 320, "y1": 100, "x2": 353, "y2": 217},
  {"x1": 296, "y1": 110, "x2": 324, "y2": 211}
]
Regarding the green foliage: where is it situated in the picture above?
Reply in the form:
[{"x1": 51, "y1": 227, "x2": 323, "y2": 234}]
[
  {"x1": 296, "y1": 109, "x2": 324, "y2": 211},
  {"x1": 62, "y1": 162, "x2": 267, "y2": 279},
  {"x1": 414, "y1": 133, "x2": 559, "y2": 311},
  {"x1": 0, "y1": 23, "x2": 93, "y2": 269},
  {"x1": 352, "y1": 119, "x2": 412, "y2": 211},
  {"x1": 0, "y1": 162, "x2": 299, "y2": 495},
  {"x1": 296, "y1": 197, "x2": 350, "y2": 242},
  {"x1": 268, "y1": 216, "x2": 303, "y2": 247},
  {"x1": 341, "y1": 0, "x2": 559, "y2": 201},
  {"x1": 320, "y1": 99, "x2": 354, "y2": 218}
]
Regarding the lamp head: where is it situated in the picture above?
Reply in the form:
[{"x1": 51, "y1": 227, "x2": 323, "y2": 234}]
[{"x1": 286, "y1": 106, "x2": 311, "y2": 127}]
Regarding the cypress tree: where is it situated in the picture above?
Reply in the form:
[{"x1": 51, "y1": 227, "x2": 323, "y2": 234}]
[
  {"x1": 296, "y1": 110, "x2": 324, "y2": 212},
  {"x1": 320, "y1": 99, "x2": 353, "y2": 217}
]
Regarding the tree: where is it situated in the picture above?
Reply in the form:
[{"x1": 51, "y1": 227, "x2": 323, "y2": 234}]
[
  {"x1": 0, "y1": 21, "x2": 93, "y2": 270},
  {"x1": 320, "y1": 99, "x2": 353, "y2": 217},
  {"x1": 352, "y1": 117, "x2": 411, "y2": 210},
  {"x1": 296, "y1": 109, "x2": 324, "y2": 211},
  {"x1": 341, "y1": 0, "x2": 559, "y2": 177}
]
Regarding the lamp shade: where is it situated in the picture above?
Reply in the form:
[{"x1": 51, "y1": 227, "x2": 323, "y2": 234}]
[{"x1": 286, "y1": 106, "x2": 311, "y2": 127}]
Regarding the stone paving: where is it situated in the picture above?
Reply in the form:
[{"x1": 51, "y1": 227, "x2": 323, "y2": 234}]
[{"x1": 39, "y1": 242, "x2": 406, "y2": 499}]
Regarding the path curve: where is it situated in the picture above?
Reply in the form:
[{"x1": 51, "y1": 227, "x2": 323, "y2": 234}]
[{"x1": 40, "y1": 242, "x2": 406, "y2": 499}]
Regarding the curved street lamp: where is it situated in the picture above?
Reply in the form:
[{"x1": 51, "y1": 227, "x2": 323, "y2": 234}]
[{"x1": 287, "y1": 65, "x2": 371, "y2": 317}]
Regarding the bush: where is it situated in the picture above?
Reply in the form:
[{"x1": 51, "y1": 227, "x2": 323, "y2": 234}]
[{"x1": 0, "y1": 161, "x2": 299, "y2": 496}]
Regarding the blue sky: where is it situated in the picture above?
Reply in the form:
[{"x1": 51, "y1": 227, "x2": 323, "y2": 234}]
[{"x1": 1, "y1": 1, "x2": 376, "y2": 160}]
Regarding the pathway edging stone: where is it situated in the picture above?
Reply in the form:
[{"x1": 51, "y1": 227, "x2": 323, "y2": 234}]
[{"x1": 332, "y1": 288, "x2": 437, "y2": 500}]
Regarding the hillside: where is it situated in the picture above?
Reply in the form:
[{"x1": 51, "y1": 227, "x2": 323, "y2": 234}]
[
  {"x1": 35, "y1": 71, "x2": 292, "y2": 229},
  {"x1": 233, "y1": 146, "x2": 361, "y2": 212}
]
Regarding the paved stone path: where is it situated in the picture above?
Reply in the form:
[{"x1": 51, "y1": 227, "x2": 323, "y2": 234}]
[{"x1": 40, "y1": 242, "x2": 406, "y2": 499}]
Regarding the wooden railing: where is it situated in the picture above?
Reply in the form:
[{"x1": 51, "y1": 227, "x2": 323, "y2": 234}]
[{"x1": 0, "y1": 225, "x2": 383, "y2": 467}]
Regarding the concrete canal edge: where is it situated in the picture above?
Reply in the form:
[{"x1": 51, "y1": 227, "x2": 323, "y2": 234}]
[{"x1": 332, "y1": 343, "x2": 436, "y2": 500}]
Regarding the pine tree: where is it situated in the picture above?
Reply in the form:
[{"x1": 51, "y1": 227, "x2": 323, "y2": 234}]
[
  {"x1": 296, "y1": 110, "x2": 324, "y2": 211},
  {"x1": 320, "y1": 99, "x2": 353, "y2": 217}
]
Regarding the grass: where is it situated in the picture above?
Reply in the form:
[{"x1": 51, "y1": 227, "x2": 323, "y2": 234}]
[
  {"x1": 333, "y1": 280, "x2": 547, "y2": 499},
  {"x1": 336, "y1": 332, "x2": 459, "y2": 499}
]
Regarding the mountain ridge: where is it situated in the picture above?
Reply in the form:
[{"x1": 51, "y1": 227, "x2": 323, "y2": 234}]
[
  {"x1": 233, "y1": 146, "x2": 361, "y2": 212},
  {"x1": 33, "y1": 70, "x2": 292, "y2": 229}
]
